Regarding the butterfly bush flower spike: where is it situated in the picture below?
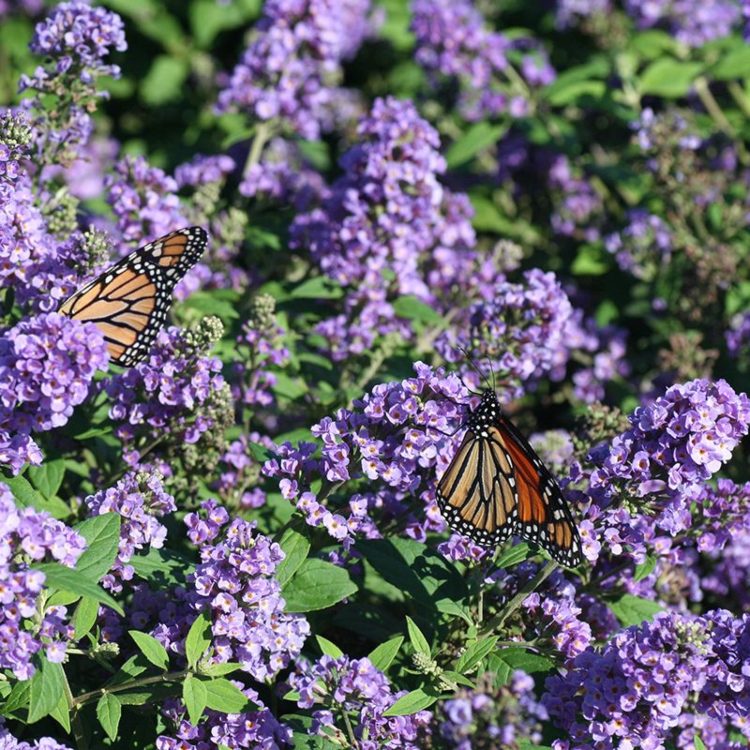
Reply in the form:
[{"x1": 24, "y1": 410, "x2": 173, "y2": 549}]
[
  {"x1": 0, "y1": 313, "x2": 108, "y2": 474},
  {"x1": 0, "y1": 483, "x2": 86, "y2": 679}
]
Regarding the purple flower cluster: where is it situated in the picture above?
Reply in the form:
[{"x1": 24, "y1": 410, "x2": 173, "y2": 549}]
[
  {"x1": 523, "y1": 589, "x2": 593, "y2": 660},
  {"x1": 0, "y1": 312, "x2": 109, "y2": 474},
  {"x1": 555, "y1": 0, "x2": 612, "y2": 28},
  {"x1": 290, "y1": 654, "x2": 431, "y2": 747},
  {"x1": 25, "y1": 1, "x2": 125, "y2": 78},
  {"x1": 291, "y1": 96, "x2": 476, "y2": 360},
  {"x1": 726, "y1": 311, "x2": 750, "y2": 359},
  {"x1": 0, "y1": 720, "x2": 73, "y2": 750},
  {"x1": 216, "y1": 0, "x2": 371, "y2": 139},
  {"x1": 0, "y1": 112, "x2": 95, "y2": 314},
  {"x1": 264, "y1": 362, "x2": 472, "y2": 542},
  {"x1": 239, "y1": 137, "x2": 327, "y2": 210},
  {"x1": 85, "y1": 470, "x2": 176, "y2": 592},
  {"x1": 105, "y1": 322, "x2": 227, "y2": 466},
  {"x1": 411, "y1": 0, "x2": 554, "y2": 120},
  {"x1": 544, "y1": 609, "x2": 750, "y2": 749},
  {"x1": 605, "y1": 210, "x2": 673, "y2": 281},
  {"x1": 437, "y1": 269, "x2": 575, "y2": 400},
  {"x1": 105, "y1": 155, "x2": 187, "y2": 258},
  {"x1": 232, "y1": 293, "x2": 290, "y2": 410},
  {"x1": 156, "y1": 689, "x2": 291, "y2": 749},
  {"x1": 625, "y1": 0, "x2": 741, "y2": 47},
  {"x1": 569, "y1": 379, "x2": 750, "y2": 577},
  {"x1": 181, "y1": 502, "x2": 309, "y2": 681},
  {"x1": 590, "y1": 378, "x2": 750, "y2": 503},
  {"x1": 18, "y1": 2, "x2": 126, "y2": 164},
  {"x1": 0, "y1": 482, "x2": 86, "y2": 679},
  {"x1": 548, "y1": 156, "x2": 603, "y2": 241},
  {"x1": 174, "y1": 153, "x2": 249, "y2": 294},
  {"x1": 215, "y1": 434, "x2": 275, "y2": 510},
  {"x1": 439, "y1": 671, "x2": 548, "y2": 749}
]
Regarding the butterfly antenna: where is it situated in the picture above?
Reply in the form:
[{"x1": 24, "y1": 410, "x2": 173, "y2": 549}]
[
  {"x1": 487, "y1": 354, "x2": 497, "y2": 393},
  {"x1": 455, "y1": 344, "x2": 490, "y2": 394}
]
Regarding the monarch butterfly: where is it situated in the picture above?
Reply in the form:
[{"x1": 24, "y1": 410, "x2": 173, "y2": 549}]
[
  {"x1": 59, "y1": 227, "x2": 208, "y2": 367},
  {"x1": 437, "y1": 389, "x2": 583, "y2": 567}
]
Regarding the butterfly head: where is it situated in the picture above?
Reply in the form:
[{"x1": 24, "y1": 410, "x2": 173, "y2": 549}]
[{"x1": 466, "y1": 389, "x2": 501, "y2": 435}]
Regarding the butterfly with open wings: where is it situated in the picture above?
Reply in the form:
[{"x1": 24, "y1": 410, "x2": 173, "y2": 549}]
[
  {"x1": 436, "y1": 388, "x2": 583, "y2": 567},
  {"x1": 58, "y1": 227, "x2": 207, "y2": 367}
]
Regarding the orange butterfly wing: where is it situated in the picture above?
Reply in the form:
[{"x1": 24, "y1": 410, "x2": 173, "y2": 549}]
[
  {"x1": 59, "y1": 227, "x2": 207, "y2": 366},
  {"x1": 436, "y1": 390, "x2": 583, "y2": 567}
]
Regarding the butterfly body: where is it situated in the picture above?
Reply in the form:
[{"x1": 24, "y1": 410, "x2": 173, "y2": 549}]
[
  {"x1": 59, "y1": 227, "x2": 207, "y2": 367},
  {"x1": 437, "y1": 389, "x2": 583, "y2": 567}
]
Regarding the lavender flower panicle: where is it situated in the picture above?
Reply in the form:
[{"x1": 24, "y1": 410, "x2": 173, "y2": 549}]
[
  {"x1": 85, "y1": 470, "x2": 176, "y2": 592},
  {"x1": 0, "y1": 483, "x2": 86, "y2": 679},
  {"x1": 0, "y1": 313, "x2": 108, "y2": 474},
  {"x1": 290, "y1": 654, "x2": 431, "y2": 746},
  {"x1": 216, "y1": 0, "x2": 371, "y2": 139}
]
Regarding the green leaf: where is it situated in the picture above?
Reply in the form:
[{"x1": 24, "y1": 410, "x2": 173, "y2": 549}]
[
  {"x1": 74, "y1": 513, "x2": 121, "y2": 582},
  {"x1": 367, "y1": 635, "x2": 404, "y2": 672},
  {"x1": 186, "y1": 612, "x2": 213, "y2": 669},
  {"x1": 496, "y1": 647, "x2": 555, "y2": 674},
  {"x1": 633, "y1": 555, "x2": 657, "y2": 582},
  {"x1": 181, "y1": 291, "x2": 240, "y2": 322},
  {"x1": 495, "y1": 543, "x2": 531, "y2": 569},
  {"x1": 445, "y1": 122, "x2": 507, "y2": 168},
  {"x1": 282, "y1": 559, "x2": 357, "y2": 613},
  {"x1": 96, "y1": 693, "x2": 122, "y2": 741},
  {"x1": 50, "y1": 690, "x2": 71, "y2": 732},
  {"x1": 288, "y1": 277, "x2": 343, "y2": 300},
  {"x1": 694, "y1": 736, "x2": 707, "y2": 750},
  {"x1": 199, "y1": 662, "x2": 243, "y2": 677},
  {"x1": 27, "y1": 459, "x2": 65, "y2": 499},
  {"x1": 247, "y1": 441, "x2": 274, "y2": 463},
  {"x1": 486, "y1": 653, "x2": 512, "y2": 686},
  {"x1": 4, "y1": 474, "x2": 70, "y2": 519},
  {"x1": 129, "y1": 631, "x2": 169, "y2": 671},
  {"x1": 435, "y1": 599, "x2": 473, "y2": 625},
  {"x1": 189, "y1": 0, "x2": 260, "y2": 48},
  {"x1": 202, "y1": 678, "x2": 250, "y2": 714},
  {"x1": 441, "y1": 669, "x2": 475, "y2": 688},
  {"x1": 73, "y1": 596, "x2": 100, "y2": 640},
  {"x1": 455, "y1": 636, "x2": 499, "y2": 673},
  {"x1": 131, "y1": 547, "x2": 192, "y2": 585},
  {"x1": 572, "y1": 245, "x2": 610, "y2": 276},
  {"x1": 2, "y1": 678, "x2": 31, "y2": 715},
  {"x1": 630, "y1": 29, "x2": 682, "y2": 59},
  {"x1": 140, "y1": 55, "x2": 189, "y2": 105},
  {"x1": 638, "y1": 59, "x2": 704, "y2": 98},
  {"x1": 275, "y1": 527, "x2": 310, "y2": 587},
  {"x1": 28, "y1": 658, "x2": 65, "y2": 723},
  {"x1": 272, "y1": 373, "x2": 309, "y2": 401},
  {"x1": 34, "y1": 562, "x2": 123, "y2": 615},
  {"x1": 107, "y1": 654, "x2": 149, "y2": 687},
  {"x1": 546, "y1": 80, "x2": 606, "y2": 106},
  {"x1": 608, "y1": 594, "x2": 664, "y2": 626},
  {"x1": 711, "y1": 44, "x2": 750, "y2": 80},
  {"x1": 405, "y1": 616, "x2": 431, "y2": 657},
  {"x1": 383, "y1": 687, "x2": 439, "y2": 716},
  {"x1": 316, "y1": 635, "x2": 344, "y2": 658},
  {"x1": 183, "y1": 674, "x2": 208, "y2": 726},
  {"x1": 392, "y1": 295, "x2": 443, "y2": 325}
]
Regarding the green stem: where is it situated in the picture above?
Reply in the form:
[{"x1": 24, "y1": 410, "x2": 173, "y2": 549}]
[
  {"x1": 243, "y1": 122, "x2": 274, "y2": 179},
  {"x1": 340, "y1": 707, "x2": 359, "y2": 749},
  {"x1": 728, "y1": 81, "x2": 750, "y2": 118},
  {"x1": 71, "y1": 669, "x2": 189, "y2": 710},
  {"x1": 692, "y1": 76, "x2": 747, "y2": 166},
  {"x1": 481, "y1": 560, "x2": 558, "y2": 634},
  {"x1": 63, "y1": 670, "x2": 88, "y2": 750}
]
